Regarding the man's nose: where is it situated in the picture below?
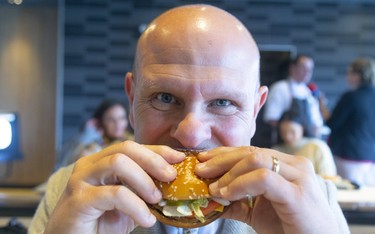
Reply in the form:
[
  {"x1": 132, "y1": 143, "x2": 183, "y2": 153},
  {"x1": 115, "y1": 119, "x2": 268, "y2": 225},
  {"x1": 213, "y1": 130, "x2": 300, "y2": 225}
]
[{"x1": 171, "y1": 112, "x2": 211, "y2": 149}]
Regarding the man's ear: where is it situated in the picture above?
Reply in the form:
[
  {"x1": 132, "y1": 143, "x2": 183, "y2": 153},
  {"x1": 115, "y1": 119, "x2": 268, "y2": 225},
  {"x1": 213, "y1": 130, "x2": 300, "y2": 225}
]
[
  {"x1": 253, "y1": 86, "x2": 268, "y2": 119},
  {"x1": 125, "y1": 72, "x2": 135, "y2": 128}
]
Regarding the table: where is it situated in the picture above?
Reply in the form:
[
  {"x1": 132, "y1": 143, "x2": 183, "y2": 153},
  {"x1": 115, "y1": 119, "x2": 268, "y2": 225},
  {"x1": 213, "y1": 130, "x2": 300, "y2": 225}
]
[
  {"x1": 1, "y1": 186, "x2": 374, "y2": 223},
  {"x1": 337, "y1": 186, "x2": 375, "y2": 225},
  {"x1": 0, "y1": 188, "x2": 42, "y2": 216}
]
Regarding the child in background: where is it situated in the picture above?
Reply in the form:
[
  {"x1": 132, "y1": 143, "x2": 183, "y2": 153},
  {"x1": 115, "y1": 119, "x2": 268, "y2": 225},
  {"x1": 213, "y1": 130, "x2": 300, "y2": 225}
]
[
  {"x1": 56, "y1": 99, "x2": 133, "y2": 169},
  {"x1": 272, "y1": 111, "x2": 337, "y2": 178}
]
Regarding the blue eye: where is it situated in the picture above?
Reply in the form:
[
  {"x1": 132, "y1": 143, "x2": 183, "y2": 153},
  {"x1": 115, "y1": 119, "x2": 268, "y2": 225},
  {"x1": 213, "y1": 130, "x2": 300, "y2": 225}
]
[
  {"x1": 209, "y1": 99, "x2": 237, "y2": 115},
  {"x1": 156, "y1": 93, "x2": 175, "y2": 103},
  {"x1": 151, "y1": 93, "x2": 179, "y2": 111},
  {"x1": 214, "y1": 99, "x2": 231, "y2": 106}
]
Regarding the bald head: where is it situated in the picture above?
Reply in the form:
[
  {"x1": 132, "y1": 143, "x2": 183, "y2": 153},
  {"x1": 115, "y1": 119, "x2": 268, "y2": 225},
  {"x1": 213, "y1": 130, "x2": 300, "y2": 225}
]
[
  {"x1": 125, "y1": 4, "x2": 268, "y2": 147},
  {"x1": 133, "y1": 4, "x2": 259, "y2": 83}
]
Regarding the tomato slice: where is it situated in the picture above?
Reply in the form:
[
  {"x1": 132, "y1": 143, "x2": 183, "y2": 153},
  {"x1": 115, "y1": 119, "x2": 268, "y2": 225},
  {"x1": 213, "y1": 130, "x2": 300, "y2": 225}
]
[{"x1": 199, "y1": 200, "x2": 223, "y2": 216}]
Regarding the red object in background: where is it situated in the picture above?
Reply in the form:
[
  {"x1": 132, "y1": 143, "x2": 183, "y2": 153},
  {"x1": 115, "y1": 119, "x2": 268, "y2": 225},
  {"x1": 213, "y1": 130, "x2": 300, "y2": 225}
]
[{"x1": 308, "y1": 82, "x2": 320, "y2": 98}]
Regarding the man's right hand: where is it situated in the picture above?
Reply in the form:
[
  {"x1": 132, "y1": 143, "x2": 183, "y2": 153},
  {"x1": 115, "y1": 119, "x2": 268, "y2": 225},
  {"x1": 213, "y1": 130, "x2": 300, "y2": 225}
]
[{"x1": 44, "y1": 141, "x2": 186, "y2": 234}]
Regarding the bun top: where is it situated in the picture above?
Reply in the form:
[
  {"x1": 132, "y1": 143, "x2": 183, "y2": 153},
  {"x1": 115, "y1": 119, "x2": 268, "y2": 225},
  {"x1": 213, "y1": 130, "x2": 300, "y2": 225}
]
[{"x1": 155, "y1": 151, "x2": 212, "y2": 200}]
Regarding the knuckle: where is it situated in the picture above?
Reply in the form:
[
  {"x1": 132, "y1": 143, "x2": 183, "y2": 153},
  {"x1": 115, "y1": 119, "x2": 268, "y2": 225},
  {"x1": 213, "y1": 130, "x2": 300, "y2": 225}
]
[
  {"x1": 65, "y1": 174, "x2": 87, "y2": 197},
  {"x1": 108, "y1": 153, "x2": 129, "y2": 169},
  {"x1": 294, "y1": 155, "x2": 309, "y2": 164},
  {"x1": 73, "y1": 156, "x2": 89, "y2": 170},
  {"x1": 294, "y1": 156, "x2": 314, "y2": 171},
  {"x1": 119, "y1": 140, "x2": 135, "y2": 150},
  {"x1": 245, "y1": 150, "x2": 264, "y2": 168},
  {"x1": 112, "y1": 185, "x2": 128, "y2": 199},
  {"x1": 215, "y1": 146, "x2": 229, "y2": 152},
  {"x1": 291, "y1": 156, "x2": 316, "y2": 177},
  {"x1": 256, "y1": 168, "x2": 273, "y2": 184}
]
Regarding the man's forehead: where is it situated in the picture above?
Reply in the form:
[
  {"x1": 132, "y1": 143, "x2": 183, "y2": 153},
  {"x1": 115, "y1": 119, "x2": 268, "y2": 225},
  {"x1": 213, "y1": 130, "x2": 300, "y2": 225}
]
[
  {"x1": 139, "y1": 47, "x2": 257, "y2": 73},
  {"x1": 142, "y1": 63, "x2": 248, "y2": 80},
  {"x1": 138, "y1": 63, "x2": 259, "y2": 98}
]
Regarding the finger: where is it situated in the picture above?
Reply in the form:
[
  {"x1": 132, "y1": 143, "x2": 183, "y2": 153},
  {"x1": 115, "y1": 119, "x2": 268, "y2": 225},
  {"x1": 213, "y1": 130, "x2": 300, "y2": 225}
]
[
  {"x1": 145, "y1": 145, "x2": 186, "y2": 164},
  {"x1": 198, "y1": 146, "x2": 245, "y2": 160},
  {"x1": 73, "y1": 153, "x2": 162, "y2": 204},
  {"x1": 254, "y1": 148, "x2": 315, "y2": 172},
  {"x1": 200, "y1": 146, "x2": 304, "y2": 165},
  {"x1": 82, "y1": 141, "x2": 185, "y2": 165},
  {"x1": 74, "y1": 143, "x2": 185, "y2": 182},
  {"x1": 196, "y1": 147, "x2": 302, "y2": 181},
  {"x1": 196, "y1": 149, "x2": 246, "y2": 179},
  {"x1": 214, "y1": 153, "x2": 301, "y2": 191},
  {"x1": 87, "y1": 185, "x2": 157, "y2": 228},
  {"x1": 212, "y1": 169, "x2": 299, "y2": 204}
]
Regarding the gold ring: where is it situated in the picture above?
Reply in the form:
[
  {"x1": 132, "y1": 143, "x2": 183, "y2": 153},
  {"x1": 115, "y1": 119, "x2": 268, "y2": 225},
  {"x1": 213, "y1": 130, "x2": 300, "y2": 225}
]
[
  {"x1": 272, "y1": 156, "x2": 280, "y2": 174},
  {"x1": 246, "y1": 194, "x2": 253, "y2": 208}
]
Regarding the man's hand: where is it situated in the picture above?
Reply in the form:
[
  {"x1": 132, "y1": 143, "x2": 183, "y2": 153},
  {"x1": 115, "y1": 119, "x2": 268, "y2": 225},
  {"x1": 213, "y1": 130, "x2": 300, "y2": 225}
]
[
  {"x1": 195, "y1": 147, "x2": 340, "y2": 234},
  {"x1": 45, "y1": 141, "x2": 185, "y2": 234}
]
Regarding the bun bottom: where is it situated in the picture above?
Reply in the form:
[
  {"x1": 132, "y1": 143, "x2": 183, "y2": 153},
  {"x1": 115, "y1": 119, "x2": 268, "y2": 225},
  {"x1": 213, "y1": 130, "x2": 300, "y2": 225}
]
[{"x1": 148, "y1": 204, "x2": 225, "y2": 228}]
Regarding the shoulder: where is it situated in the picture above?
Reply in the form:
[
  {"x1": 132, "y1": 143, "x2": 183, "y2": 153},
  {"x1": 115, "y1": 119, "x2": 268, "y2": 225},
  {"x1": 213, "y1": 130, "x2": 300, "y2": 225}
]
[
  {"x1": 307, "y1": 138, "x2": 328, "y2": 146},
  {"x1": 29, "y1": 165, "x2": 75, "y2": 233},
  {"x1": 50, "y1": 164, "x2": 74, "y2": 183},
  {"x1": 45, "y1": 165, "x2": 74, "y2": 200},
  {"x1": 304, "y1": 138, "x2": 331, "y2": 152},
  {"x1": 268, "y1": 80, "x2": 289, "y2": 99},
  {"x1": 353, "y1": 86, "x2": 375, "y2": 99}
]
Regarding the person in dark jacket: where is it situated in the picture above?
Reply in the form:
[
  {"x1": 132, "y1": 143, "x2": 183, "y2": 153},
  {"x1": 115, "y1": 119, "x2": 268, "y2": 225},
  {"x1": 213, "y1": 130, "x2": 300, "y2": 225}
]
[{"x1": 326, "y1": 57, "x2": 375, "y2": 186}]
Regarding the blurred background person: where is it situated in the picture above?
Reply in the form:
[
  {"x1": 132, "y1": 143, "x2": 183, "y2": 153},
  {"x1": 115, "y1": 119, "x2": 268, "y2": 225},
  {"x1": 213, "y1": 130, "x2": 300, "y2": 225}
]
[
  {"x1": 272, "y1": 111, "x2": 337, "y2": 179},
  {"x1": 55, "y1": 99, "x2": 133, "y2": 169},
  {"x1": 325, "y1": 57, "x2": 375, "y2": 186},
  {"x1": 307, "y1": 82, "x2": 332, "y2": 141},
  {"x1": 308, "y1": 81, "x2": 330, "y2": 122},
  {"x1": 263, "y1": 54, "x2": 324, "y2": 145}
]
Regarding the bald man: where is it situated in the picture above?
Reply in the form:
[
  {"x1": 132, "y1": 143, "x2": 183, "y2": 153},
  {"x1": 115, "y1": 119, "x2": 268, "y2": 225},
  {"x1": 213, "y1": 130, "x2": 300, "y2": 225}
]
[{"x1": 30, "y1": 5, "x2": 349, "y2": 234}]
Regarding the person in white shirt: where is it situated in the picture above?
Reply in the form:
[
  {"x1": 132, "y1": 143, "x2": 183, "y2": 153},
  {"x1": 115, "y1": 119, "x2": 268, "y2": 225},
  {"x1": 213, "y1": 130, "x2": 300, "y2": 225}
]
[{"x1": 263, "y1": 55, "x2": 323, "y2": 140}]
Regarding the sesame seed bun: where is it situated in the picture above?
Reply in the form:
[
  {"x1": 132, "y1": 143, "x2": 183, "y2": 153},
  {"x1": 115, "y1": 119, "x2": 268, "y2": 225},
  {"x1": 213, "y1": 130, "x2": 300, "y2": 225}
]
[
  {"x1": 155, "y1": 151, "x2": 211, "y2": 201},
  {"x1": 149, "y1": 150, "x2": 226, "y2": 228}
]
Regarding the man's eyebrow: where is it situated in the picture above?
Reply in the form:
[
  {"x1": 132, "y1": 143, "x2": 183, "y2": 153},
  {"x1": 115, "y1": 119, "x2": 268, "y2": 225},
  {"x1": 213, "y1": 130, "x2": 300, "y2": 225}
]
[{"x1": 146, "y1": 79, "x2": 251, "y2": 102}]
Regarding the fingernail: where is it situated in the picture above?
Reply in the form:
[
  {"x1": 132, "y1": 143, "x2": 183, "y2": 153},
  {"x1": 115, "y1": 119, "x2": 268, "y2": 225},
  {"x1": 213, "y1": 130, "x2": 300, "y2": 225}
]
[
  {"x1": 153, "y1": 188, "x2": 162, "y2": 200},
  {"x1": 166, "y1": 166, "x2": 175, "y2": 176},
  {"x1": 199, "y1": 151, "x2": 207, "y2": 156},
  {"x1": 146, "y1": 212, "x2": 156, "y2": 225},
  {"x1": 177, "y1": 151, "x2": 186, "y2": 157},
  {"x1": 209, "y1": 181, "x2": 218, "y2": 191},
  {"x1": 195, "y1": 162, "x2": 206, "y2": 170},
  {"x1": 220, "y1": 186, "x2": 228, "y2": 196}
]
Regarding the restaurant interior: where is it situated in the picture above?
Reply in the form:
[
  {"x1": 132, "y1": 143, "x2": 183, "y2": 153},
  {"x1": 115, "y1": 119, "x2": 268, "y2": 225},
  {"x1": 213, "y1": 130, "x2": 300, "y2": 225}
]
[{"x1": 1, "y1": 0, "x2": 375, "y2": 233}]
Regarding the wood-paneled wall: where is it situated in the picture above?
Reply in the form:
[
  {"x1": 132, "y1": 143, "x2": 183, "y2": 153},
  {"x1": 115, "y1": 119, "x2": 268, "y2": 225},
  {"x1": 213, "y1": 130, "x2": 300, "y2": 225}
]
[{"x1": 0, "y1": 6, "x2": 57, "y2": 186}]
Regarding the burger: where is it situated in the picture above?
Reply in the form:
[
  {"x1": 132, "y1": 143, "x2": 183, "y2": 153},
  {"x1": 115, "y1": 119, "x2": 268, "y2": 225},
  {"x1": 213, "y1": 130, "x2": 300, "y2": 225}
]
[{"x1": 149, "y1": 150, "x2": 230, "y2": 228}]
